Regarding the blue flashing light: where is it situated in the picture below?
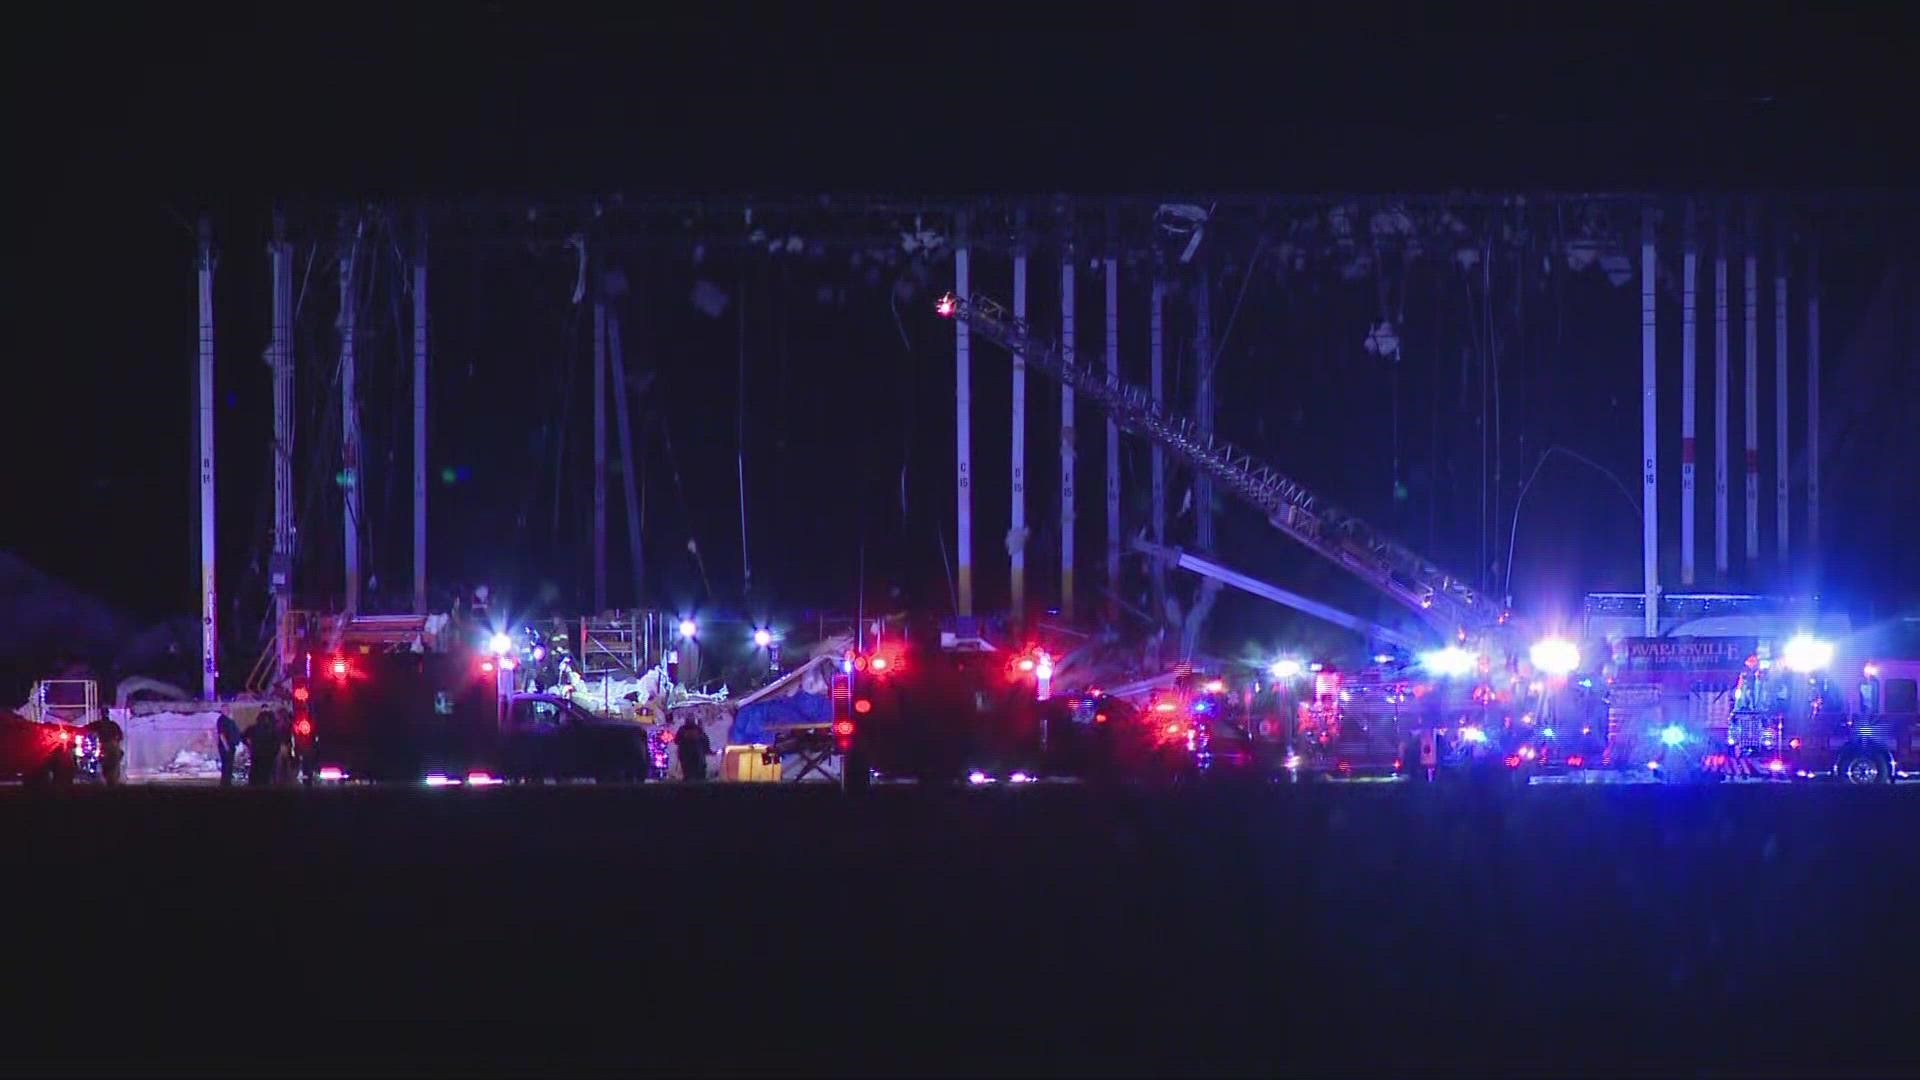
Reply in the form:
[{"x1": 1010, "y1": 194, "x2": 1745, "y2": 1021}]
[
  {"x1": 1660, "y1": 725, "x2": 1687, "y2": 747},
  {"x1": 1420, "y1": 646, "x2": 1477, "y2": 678}
]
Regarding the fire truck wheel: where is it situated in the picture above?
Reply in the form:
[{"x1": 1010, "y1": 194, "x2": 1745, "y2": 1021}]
[
  {"x1": 842, "y1": 751, "x2": 872, "y2": 793},
  {"x1": 1839, "y1": 750, "x2": 1893, "y2": 786}
]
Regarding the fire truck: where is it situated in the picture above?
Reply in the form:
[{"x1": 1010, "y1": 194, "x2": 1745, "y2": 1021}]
[
  {"x1": 939, "y1": 292, "x2": 1601, "y2": 780},
  {"x1": 837, "y1": 619, "x2": 1056, "y2": 785},
  {"x1": 1291, "y1": 663, "x2": 1417, "y2": 778},
  {"x1": 824, "y1": 616, "x2": 1221, "y2": 786},
  {"x1": 1583, "y1": 596, "x2": 1865, "y2": 780},
  {"x1": 1276, "y1": 652, "x2": 1591, "y2": 783},
  {"x1": 295, "y1": 638, "x2": 501, "y2": 784},
  {"x1": 1727, "y1": 644, "x2": 1920, "y2": 784},
  {"x1": 293, "y1": 615, "x2": 660, "y2": 784}
]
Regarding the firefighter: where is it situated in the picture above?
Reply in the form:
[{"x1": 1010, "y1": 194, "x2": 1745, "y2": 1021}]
[
  {"x1": 91, "y1": 715, "x2": 127, "y2": 787},
  {"x1": 216, "y1": 714, "x2": 243, "y2": 786},
  {"x1": 676, "y1": 715, "x2": 712, "y2": 782},
  {"x1": 245, "y1": 712, "x2": 283, "y2": 786}
]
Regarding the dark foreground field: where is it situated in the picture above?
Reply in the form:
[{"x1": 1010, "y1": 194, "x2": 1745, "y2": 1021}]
[{"x1": 5, "y1": 782, "x2": 1918, "y2": 1076}]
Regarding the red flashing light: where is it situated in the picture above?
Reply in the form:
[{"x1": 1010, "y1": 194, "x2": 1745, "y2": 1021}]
[
  {"x1": 292, "y1": 686, "x2": 310, "y2": 703},
  {"x1": 853, "y1": 698, "x2": 873, "y2": 715},
  {"x1": 481, "y1": 660, "x2": 495, "y2": 674},
  {"x1": 1153, "y1": 701, "x2": 1177, "y2": 714},
  {"x1": 1788, "y1": 737, "x2": 1802, "y2": 750},
  {"x1": 1017, "y1": 658, "x2": 1036, "y2": 673},
  {"x1": 1392, "y1": 758, "x2": 1402, "y2": 771},
  {"x1": 329, "y1": 657, "x2": 349, "y2": 680},
  {"x1": 833, "y1": 719, "x2": 855, "y2": 737},
  {"x1": 1567, "y1": 755, "x2": 1585, "y2": 768},
  {"x1": 1094, "y1": 713, "x2": 1108, "y2": 724},
  {"x1": 869, "y1": 655, "x2": 889, "y2": 672},
  {"x1": 935, "y1": 292, "x2": 958, "y2": 318},
  {"x1": 1164, "y1": 722, "x2": 1182, "y2": 736},
  {"x1": 854, "y1": 655, "x2": 869, "y2": 672},
  {"x1": 1504, "y1": 755, "x2": 1521, "y2": 769},
  {"x1": 293, "y1": 718, "x2": 313, "y2": 738}
]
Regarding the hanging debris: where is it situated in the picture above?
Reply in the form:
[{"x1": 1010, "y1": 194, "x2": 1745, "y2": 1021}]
[
  {"x1": 1363, "y1": 319, "x2": 1401, "y2": 360},
  {"x1": 690, "y1": 279, "x2": 730, "y2": 318}
]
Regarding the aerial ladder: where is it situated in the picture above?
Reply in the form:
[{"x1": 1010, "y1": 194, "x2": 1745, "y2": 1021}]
[{"x1": 937, "y1": 291, "x2": 1509, "y2": 649}]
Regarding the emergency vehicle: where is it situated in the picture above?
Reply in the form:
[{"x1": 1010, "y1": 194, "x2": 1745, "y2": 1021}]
[
  {"x1": 940, "y1": 291, "x2": 1610, "y2": 777},
  {"x1": 1580, "y1": 594, "x2": 1855, "y2": 780},
  {"x1": 825, "y1": 616, "x2": 1219, "y2": 785},
  {"x1": 839, "y1": 621, "x2": 1056, "y2": 784},
  {"x1": 1071, "y1": 686, "x2": 1206, "y2": 783},
  {"x1": 1292, "y1": 664, "x2": 1414, "y2": 778},
  {"x1": 294, "y1": 616, "x2": 663, "y2": 784},
  {"x1": 1727, "y1": 646, "x2": 1920, "y2": 784},
  {"x1": 4, "y1": 680, "x2": 109, "y2": 785},
  {"x1": 296, "y1": 646, "x2": 501, "y2": 783},
  {"x1": 0, "y1": 711, "x2": 102, "y2": 785}
]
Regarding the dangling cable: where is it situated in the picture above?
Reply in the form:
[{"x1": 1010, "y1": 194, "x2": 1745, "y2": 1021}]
[{"x1": 736, "y1": 261, "x2": 751, "y2": 596}]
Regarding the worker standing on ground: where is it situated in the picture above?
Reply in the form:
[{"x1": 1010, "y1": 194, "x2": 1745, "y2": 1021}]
[
  {"x1": 244, "y1": 713, "x2": 282, "y2": 786},
  {"x1": 93, "y1": 715, "x2": 126, "y2": 787},
  {"x1": 676, "y1": 715, "x2": 712, "y2": 782},
  {"x1": 216, "y1": 714, "x2": 243, "y2": 786}
]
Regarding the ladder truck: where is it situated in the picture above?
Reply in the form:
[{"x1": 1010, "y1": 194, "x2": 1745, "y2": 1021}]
[{"x1": 937, "y1": 291, "x2": 1582, "y2": 779}]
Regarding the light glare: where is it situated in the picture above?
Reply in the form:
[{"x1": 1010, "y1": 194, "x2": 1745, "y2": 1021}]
[
  {"x1": 1780, "y1": 634, "x2": 1834, "y2": 673},
  {"x1": 1421, "y1": 647, "x2": 1477, "y2": 678},
  {"x1": 1530, "y1": 637, "x2": 1581, "y2": 676}
]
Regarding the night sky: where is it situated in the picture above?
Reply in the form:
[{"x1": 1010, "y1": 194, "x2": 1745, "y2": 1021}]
[{"x1": 10, "y1": 3, "x2": 1919, "y2": 685}]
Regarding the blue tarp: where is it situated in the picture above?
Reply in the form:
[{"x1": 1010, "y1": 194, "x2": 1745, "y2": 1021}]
[{"x1": 728, "y1": 691, "x2": 832, "y2": 746}]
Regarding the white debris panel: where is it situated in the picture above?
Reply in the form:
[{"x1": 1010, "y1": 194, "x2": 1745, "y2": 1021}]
[{"x1": 114, "y1": 709, "x2": 225, "y2": 778}]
